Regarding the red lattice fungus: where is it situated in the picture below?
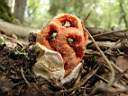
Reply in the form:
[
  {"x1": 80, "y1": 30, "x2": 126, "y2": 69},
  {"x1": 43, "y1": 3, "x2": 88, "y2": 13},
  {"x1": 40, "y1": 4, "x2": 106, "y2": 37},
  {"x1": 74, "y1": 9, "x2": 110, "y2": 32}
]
[{"x1": 37, "y1": 14, "x2": 88, "y2": 76}]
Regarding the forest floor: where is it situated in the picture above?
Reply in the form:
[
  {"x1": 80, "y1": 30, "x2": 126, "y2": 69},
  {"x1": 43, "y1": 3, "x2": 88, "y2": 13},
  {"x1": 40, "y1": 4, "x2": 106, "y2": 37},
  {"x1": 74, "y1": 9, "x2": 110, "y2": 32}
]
[{"x1": 0, "y1": 28, "x2": 128, "y2": 96}]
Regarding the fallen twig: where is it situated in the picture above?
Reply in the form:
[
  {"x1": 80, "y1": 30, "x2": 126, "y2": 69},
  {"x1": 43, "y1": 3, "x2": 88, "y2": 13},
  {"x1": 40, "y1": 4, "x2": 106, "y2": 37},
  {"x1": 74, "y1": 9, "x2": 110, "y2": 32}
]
[
  {"x1": 83, "y1": 25, "x2": 115, "y2": 87},
  {"x1": 93, "y1": 29, "x2": 128, "y2": 38},
  {"x1": 21, "y1": 67, "x2": 30, "y2": 87}
]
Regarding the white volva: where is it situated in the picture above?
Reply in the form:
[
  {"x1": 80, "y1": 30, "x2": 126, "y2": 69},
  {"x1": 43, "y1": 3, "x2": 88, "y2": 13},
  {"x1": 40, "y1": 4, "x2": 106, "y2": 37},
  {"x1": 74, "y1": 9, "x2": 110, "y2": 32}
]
[
  {"x1": 33, "y1": 43, "x2": 82, "y2": 84},
  {"x1": 33, "y1": 43, "x2": 64, "y2": 80}
]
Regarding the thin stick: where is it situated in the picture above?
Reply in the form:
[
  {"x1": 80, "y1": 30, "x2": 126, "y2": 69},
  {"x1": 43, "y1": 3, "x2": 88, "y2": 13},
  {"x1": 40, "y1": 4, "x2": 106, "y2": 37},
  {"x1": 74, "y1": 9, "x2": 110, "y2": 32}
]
[
  {"x1": 21, "y1": 67, "x2": 30, "y2": 86},
  {"x1": 83, "y1": 26, "x2": 115, "y2": 87},
  {"x1": 95, "y1": 74, "x2": 126, "y2": 89},
  {"x1": 93, "y1": 29, "x2": 128, "y2": 38},
  {"x1": 83, "y1": 11, "x2": 92, "y2": 23},
  {"x1": 80, "y1": 67, "x2": 99, "y2": 86}
]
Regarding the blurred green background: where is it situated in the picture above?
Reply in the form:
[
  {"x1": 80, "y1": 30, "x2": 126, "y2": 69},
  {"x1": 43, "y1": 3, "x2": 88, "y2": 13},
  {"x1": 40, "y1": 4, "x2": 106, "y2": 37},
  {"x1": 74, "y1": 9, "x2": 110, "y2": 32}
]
[{"x1": 1, "y1": 0, "x2": 128, "y2": 29}]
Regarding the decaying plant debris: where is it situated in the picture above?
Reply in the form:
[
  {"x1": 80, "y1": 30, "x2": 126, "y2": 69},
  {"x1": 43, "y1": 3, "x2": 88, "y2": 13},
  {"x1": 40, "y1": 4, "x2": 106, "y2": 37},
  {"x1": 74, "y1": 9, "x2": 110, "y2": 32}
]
[{"x1": 0, "y1": 25, "x2": 128, "y2": 96}]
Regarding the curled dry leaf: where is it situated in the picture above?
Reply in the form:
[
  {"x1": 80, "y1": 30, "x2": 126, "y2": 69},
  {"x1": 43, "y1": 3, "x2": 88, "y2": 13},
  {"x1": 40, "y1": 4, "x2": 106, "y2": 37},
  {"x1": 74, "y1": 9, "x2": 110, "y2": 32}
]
[{"x1": 33, "y1": 14, "x2": 88, "y2": 83}]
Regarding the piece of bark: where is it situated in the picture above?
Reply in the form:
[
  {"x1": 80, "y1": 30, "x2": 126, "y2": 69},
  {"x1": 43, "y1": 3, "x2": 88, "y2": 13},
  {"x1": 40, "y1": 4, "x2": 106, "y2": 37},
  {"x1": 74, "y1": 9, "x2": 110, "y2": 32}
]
[
  {"x1": 0, "y1": 20, "x2": 39, "y2": 38},
  {"x1": 87, "y1": 40, "x2": 128, "y2": 51},
  {"x1": 87, "y1": 27, "x2": 128, "y2": 41}
]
